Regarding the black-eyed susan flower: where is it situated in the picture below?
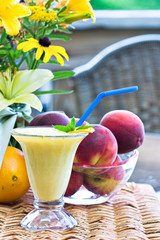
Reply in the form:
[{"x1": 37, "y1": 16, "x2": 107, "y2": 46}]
[
  {"x1": 0, "y1": 0, "x2": 31, "y2": 36},
  {"x1": 0, "y1": 68, "x2": 53, "y2": 112},
  {"x1": 17, "y1": 37, "x2": 69, "y2": 65},
  {"x1": 29, "y1": 6, "x2": 57, "y2": 22}
]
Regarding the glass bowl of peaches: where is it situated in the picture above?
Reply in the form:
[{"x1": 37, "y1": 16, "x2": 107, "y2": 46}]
[
  {"x1": 64, "y1": 110, "x2": 144, "y2": 205},
  {"x1": 64, "y1": 150, "x2": 138, "y2": 205}
]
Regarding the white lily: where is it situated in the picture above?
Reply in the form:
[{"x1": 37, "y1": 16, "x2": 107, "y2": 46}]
[{"x1": 0, "y1": 68, "x2": 53, "y2": 112}]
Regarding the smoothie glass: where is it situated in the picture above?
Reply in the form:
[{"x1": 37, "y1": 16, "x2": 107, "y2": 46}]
[{"x1": 12, "y1": 127, "x2": 88, "y2": 231}]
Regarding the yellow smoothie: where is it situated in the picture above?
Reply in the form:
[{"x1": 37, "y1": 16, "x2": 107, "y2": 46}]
[{"x1": 12, "y1": 127, "x2": 87, "y2": 202}]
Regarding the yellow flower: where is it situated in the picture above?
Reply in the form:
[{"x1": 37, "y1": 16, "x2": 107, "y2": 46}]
[
  {"x1": 17, "y1": 37, "x2": 69, "y2": 65},
  {"x1": 0, "y1": 68, "x2": 53, "y2": 112},
  {"x1": 29, "y1": 6, "x2": 57, "y2": 22},
  {"x1": 65, "y1": 0, "x2": 95, "y2": 22},
  {"x1": 0, "y1": 0, "x2": 31, "y2": 36}
]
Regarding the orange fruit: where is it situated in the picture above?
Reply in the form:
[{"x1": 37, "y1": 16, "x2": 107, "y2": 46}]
[{"x1": 0, "y1": 146, "x2": 30, "y2": 203}]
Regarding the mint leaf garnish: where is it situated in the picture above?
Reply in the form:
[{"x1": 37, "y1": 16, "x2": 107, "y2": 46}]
[
  {"x1": 53, "y1": 117, "x2": 76, "y2": 132},
  {"x1": 70, "y1": 117, "x2": 76, "y2": 128},
  {"x1": 76, "y1": 125, "x2": 93, "y2": 130},
  {"x1": 53, "y1": 117, "x2": 93, "y2": 132},
  {"x1": 54, "y1": 125, "x2": 70, "y2": 132}
]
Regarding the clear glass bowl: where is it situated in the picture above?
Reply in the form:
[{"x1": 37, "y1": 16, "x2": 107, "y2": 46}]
[{"x1": 64, "y1": 150, "x2": 138, "y2": 205}]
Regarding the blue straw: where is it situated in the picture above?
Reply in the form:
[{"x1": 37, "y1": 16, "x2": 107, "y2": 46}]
[{"x1": 76, "y1": 86, "x2": 138, "y2": 127}]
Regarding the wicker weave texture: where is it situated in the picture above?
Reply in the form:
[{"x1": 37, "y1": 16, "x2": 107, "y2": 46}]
[
  {"x1": 0, "y1": 183, "x2": 160, "y2": 240},
  {"x1": 76, "y1": 42, "x2": 160, "y2": 132}
]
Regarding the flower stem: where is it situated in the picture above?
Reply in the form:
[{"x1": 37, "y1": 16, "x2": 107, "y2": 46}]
[{"x1": 32, "y1": 59, "x2": 39, "y2": 69}]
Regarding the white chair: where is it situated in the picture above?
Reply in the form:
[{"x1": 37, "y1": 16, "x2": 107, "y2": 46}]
[{"x1": 55, "y1": 34, "x2": 160, "y2": 133}]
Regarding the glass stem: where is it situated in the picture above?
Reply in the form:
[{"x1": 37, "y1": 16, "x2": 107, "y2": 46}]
[{"x1": 34, "y1": 197, "x2": 64, "y2": 211}]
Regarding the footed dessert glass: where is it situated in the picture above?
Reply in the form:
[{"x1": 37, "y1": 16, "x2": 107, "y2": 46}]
[
  {"x1": 12, "y1": 127, "x2": 88, "y2": 231},
  {"x1": 64, "y1": 150, "x2": 138, "y2": 205}
]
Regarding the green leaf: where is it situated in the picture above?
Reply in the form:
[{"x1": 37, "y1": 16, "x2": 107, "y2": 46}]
[
  {"x1": 48, "y1": 34, "x2": 71, "y2": 41},
  {"x1": 9, "y1": 49, "x2": 15, "y2": 58},
  {"x1": 23, "y1": 17, "x2": 31, "y2": 25},
  {"x1": 52, "y1": 71, "x2": 75, "y2": 81},
  {"x1": 53, "y1": 117, "x2": 94, "y2": 133},
  {"x1": 77, "y1": 125, "x2": 93, "y2": 130},
  {"x1": 70, "y1": 117, "x2": 76, "y2": 128},
  {"x1": 45, "y1": 28, "x2": 54, "y2": 35},
  {"x1": 8, "y1": 53, "x2": 17, "y2": 68},
  {"x1": 56, "y1": 26, "x2": 72, "y2": 34},
  {"x1": 38, "y1": 59, "x2": 62, "y2": 65},
  {"x1": 66, "y1": 123, "x2": 75, "y2": 131},
  {"x1": 0, "y1": 29, "x2": 7, "y2": 43},
  {"x1": 57, "y1": 6, "x2": 67, "y2": 15},
  {"x1": 54, "y1": 117, "x2": 76, "y2": 132},
  {"x1": 0, "y1": 48, "x2": 12, "y2": 51},
  {"x1": 35, "y1": 89, "x2": 73, "y2": 95},
  {"x1": 54, "y1": 125, "x2": 71, "y2": 132},
  {"x1": 21, "y1": 23, "x2": 35, "y2": 37},
  {"x1": 0, "y1": 65, "x2": 8, "y2": 71},
  {"x1": 45, "y1": 0, "x2": 55, "y2": 9},
  {"x1": 45, "y1": 59, "x2": 60, "y2": 65},
  {"x1": 17, "y1": 52, "x2": 28, "y2": 69},
  {"x1": 0, "y1": 54, "x2": 7, "y2": 58},
  {"x1": 24, "y1": 56, "x2": 29, "y2": 68}
]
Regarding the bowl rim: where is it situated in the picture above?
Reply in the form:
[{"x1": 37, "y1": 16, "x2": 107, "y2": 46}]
[{"x1": 73, "y1": 149, "x2": 138, "y2": 169}]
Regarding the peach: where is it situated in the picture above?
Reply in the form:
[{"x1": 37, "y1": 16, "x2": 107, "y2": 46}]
[
  {"x1": 74, "y1": 124, "x2": 118, "y2": 166},
  {"x1": 64, "y1": 170, "x2": 83, "y2": 197},
  {"x1": 29, "y1": 111, "x2": 70, "y2": 126},
  {"x1": 100, "y1": 110, "x2": 145, "y2": 154},
  {"x1": 83, "y1": 156, "x2": 125, "y2": 195},
  {"x1": 74, "y1": 118, "x2": 89, "y2": 126}
]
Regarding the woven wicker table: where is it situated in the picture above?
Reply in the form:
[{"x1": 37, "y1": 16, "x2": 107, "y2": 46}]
[{"x1": 0, "y1": 182, "x2": 160, "y2": 240}]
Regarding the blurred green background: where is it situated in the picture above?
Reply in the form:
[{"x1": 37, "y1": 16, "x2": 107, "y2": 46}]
[{"x1": 90, "y1": 0, "x2": 160, "y2": 10}]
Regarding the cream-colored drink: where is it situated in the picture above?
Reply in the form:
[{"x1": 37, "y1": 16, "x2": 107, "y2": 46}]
[{"x1": 12, "y1": 127, "x2": 87, "y2": 201}]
